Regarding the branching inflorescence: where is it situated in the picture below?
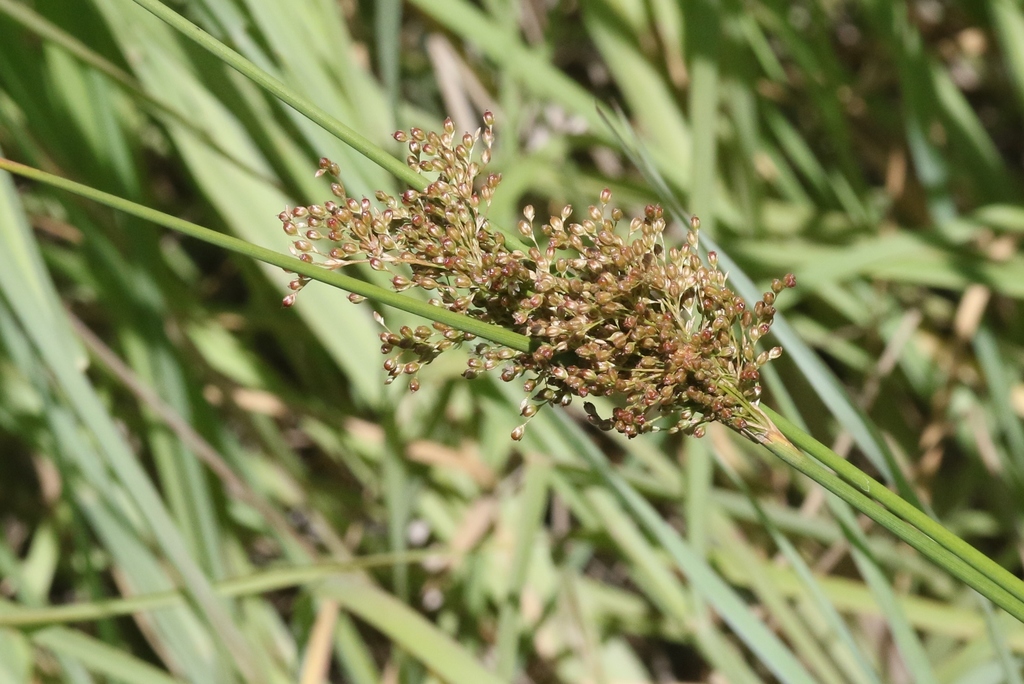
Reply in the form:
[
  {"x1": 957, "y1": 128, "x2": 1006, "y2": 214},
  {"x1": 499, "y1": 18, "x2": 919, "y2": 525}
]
[{"x1": 278, "y1": 114, "x2": 795, "y2": 440}]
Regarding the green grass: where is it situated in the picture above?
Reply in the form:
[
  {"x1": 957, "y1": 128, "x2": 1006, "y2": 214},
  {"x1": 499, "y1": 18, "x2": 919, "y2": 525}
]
[{"x1": 2, "y1": 0, "x2": 1024, "y2": 682}]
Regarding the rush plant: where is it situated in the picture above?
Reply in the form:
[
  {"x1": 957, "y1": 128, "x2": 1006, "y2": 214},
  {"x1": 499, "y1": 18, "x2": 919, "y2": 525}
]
[{"x1": 3, "y1": 0, "x2": 1024, "y2": 682}]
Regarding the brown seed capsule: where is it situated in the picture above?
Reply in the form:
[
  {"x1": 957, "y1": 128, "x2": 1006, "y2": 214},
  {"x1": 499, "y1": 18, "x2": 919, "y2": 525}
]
[{"x1": 279, "y1": 113, "x2": 795, "y2": 443}]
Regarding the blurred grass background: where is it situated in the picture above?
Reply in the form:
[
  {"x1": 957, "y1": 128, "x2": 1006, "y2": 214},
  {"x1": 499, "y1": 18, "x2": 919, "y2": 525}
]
[{"x1": 1, "y1": 0, "x2": 1024, "y2": 682}]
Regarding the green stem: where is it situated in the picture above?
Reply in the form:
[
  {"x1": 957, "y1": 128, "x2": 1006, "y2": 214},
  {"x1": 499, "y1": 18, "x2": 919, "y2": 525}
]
[
  {"x1": 0, "y1": 551, "x2": 438, "y2": 628},
  {"x1": 0, "y1": 158, "x2": 532, "y2": 353},
  {"x1": 765, "y1": 406, "x2": 1024, "y2": 620},
  {"x1": 749, "y1": 412, "x2": 1024, "y2": 622},
  {"x1": 0, "y1": 0, "x2": 280, "y2": 187},
  {"x1": 129, "y1": 0, "x2": 426, "y2": 192},
  {"x1": 127, "y1": 0, "x2": 532, "y2": 254}
]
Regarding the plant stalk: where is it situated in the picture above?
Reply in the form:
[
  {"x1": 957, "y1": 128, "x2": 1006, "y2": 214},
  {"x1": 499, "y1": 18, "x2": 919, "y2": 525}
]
[
  {"x1": 747, "y1": 408, "x2": 1024, "y2": 622},
  {"x1": 129, "y1": 0, "x2": 425, "y2": 192},
  {"x1": 765, "y1": 405, "x2": 1024, "y2": 620},
  {"x1": 0, "y1": 158, "x2": 531, "y2": 353}
]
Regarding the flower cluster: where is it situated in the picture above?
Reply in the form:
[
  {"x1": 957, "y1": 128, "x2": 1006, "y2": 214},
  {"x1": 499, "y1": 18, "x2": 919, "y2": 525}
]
[{"x1": 278, "y1": 114, "x2": 794, "y2": 439}]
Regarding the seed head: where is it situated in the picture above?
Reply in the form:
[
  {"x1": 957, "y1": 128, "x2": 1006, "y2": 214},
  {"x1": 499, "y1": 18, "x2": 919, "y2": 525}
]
[{"x1": 279, "y1": 116, "x2": 795, "y2": 439}]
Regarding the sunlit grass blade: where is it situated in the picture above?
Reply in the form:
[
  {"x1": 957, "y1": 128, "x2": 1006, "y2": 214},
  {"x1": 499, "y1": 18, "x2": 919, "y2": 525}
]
[
  {"x1": 320, "y1": 580, "x2": 505, "y2": 684},
  {"x1": 713, "y1": 451, "x2": 884, "y2": 684},
  {"x1": 128, "y1": 0, "x2": 423, "y2": 190},
  {"x1": 376, "y1": 0, "x2": 402, "y2": 120},
  {"x1": 0, "y1": 160, "x2": 259, "y2": 680},
  {"x1": 495, "y1": 460, "x2": 550, "y2": 680},
  {"x1": 540, "y1": 409, "x2": 818, "y2": 683},
  {"x1": 0, "y1": 552, "x2": 440, "y2": 628},
  {"x1": 33, "y1": 627, "x2": 184, "y2": 684}
]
